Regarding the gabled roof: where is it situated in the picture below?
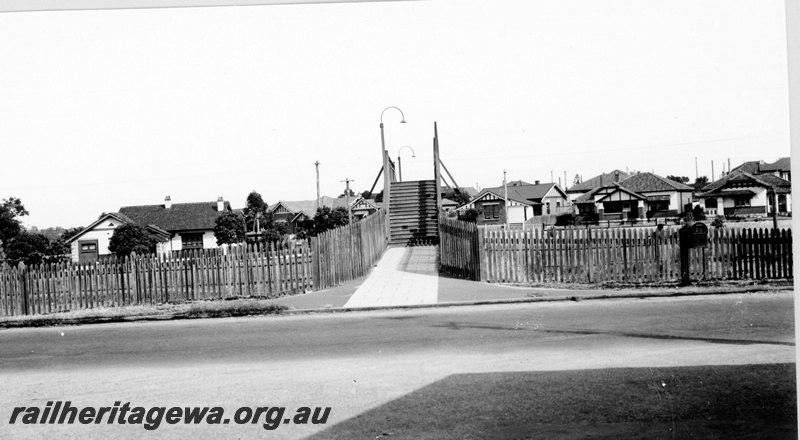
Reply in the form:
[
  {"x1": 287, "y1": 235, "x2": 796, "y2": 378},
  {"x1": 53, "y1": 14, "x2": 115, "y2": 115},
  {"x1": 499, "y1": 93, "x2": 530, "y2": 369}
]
[
  {"x1": 567, "y1": 170, "x2": 629, "y2": 193},
  {"x1": 760, "y1": 157, "x2": 791, "y2": 172},
  {"x1": 119, "y1": 200, "x2": 231, "y2": 232},
  {"x1": 270, "y1": 196, "x2": 361, "y2": 220},
  {"x1": 616, "y1": 172, "x2": 694, "y2": 193},
  {"x1": 595, "y1": 185, "x2": 647, "y2": 202},
  {"x1": 65, "y1": 212, "x2": 134, "y2": 244},
  {"x1": 698, "y1": 170, "x2": 792, "y2": 197},
  {"x1": 473, "y1": 182, "x2": 566, "y2": 206},
  {"x1": 731, "y1": 161, "x2": 763, "y2": 174}
]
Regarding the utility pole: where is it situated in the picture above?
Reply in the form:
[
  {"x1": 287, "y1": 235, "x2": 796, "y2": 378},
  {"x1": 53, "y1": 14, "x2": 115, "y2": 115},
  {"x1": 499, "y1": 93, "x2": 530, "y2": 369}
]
[
  {"x1": 711, "y1": 161, "x2": 715, "y2": 180},
  {"x1": 564, "y1": 171, "x2": 567, "y2": 188},
  {"x1": 341, "y1": 178, "x2": 354, "y2": 223},
  {"x1": 503, "y1": 170, "x2": 509, "y2": 228},
  {"x1": 314, "y1": 161, "x2": 320, "y2": 213},
  {"x1": 728, "y1": 158, "x2": 731, "y2": 175}
]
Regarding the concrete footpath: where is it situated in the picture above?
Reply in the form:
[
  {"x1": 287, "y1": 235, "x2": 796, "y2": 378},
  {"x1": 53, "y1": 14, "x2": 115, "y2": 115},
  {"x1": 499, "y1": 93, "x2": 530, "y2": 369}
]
[{"x1": 266, "y1": 245, "x2": 793, "y2": 312}]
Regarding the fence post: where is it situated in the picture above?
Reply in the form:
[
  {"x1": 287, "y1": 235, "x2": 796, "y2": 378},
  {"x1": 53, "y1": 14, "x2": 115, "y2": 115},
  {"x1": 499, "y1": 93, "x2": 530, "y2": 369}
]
[
  {"x1": 17, "y1": 262, "x2": 28, "y2": 315},
  {"x1": 679, "y1": 226, "x2": 691, "y2": 285}
]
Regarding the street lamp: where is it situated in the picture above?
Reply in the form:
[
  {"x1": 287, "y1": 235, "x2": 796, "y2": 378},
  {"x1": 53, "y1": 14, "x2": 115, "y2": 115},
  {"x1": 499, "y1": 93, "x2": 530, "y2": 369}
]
[
  {"x1": 397, "y1": 145, "x2": 415, "y2": 182},
  {"x1": 380, "y1": 106, "x2": 406, "y2": 181},
  {"x1": 380, "y1": 106, "x2": 406, "y2": 240}
]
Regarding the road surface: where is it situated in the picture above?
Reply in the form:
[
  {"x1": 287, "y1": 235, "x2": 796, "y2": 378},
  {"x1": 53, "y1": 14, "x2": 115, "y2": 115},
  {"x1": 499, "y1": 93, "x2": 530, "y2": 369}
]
[{"x1": 0, "y1": 292, "x2": 794, "y2": 439}]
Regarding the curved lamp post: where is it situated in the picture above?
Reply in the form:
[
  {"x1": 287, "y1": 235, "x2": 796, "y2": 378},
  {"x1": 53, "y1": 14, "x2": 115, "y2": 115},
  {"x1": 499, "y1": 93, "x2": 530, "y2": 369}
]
[
  {"x1": 380, "y1": 106, "x2": 406, "y2": 180},
  {"x1": 380, "y1": 106, "x2": 406, "y2": 241},
  {"x1": 396, "y1": 145, "x2": 415, "y2": 182}
]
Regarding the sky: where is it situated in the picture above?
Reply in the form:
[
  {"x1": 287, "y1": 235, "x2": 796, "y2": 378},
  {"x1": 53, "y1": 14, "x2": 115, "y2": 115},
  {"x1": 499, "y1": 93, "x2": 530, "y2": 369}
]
[{"x1": 0, "y1": 0, "x2": 792, "y2": 229}]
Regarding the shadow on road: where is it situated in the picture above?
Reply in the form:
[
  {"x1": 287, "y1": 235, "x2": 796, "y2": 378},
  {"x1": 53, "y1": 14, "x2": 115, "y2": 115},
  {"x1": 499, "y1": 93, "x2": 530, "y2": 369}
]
[{"x1": 305, "y1": 363, "x2": 797, "y2": 440}]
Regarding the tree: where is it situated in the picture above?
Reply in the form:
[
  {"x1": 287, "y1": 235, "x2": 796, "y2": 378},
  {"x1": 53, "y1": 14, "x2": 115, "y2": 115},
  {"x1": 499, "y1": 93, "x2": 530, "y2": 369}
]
[
  {"x1": 451, "y1": 188, "x2": 472, "y2": 206},
  {"x1": 108, "y1": 224, "x2": 159, "y2": 257},
  {"x1": 693, "y1": 176, "x2": 709, "y2": 191},
  {"x1": 61, "y1": 227, "x2": 85, "y2": 242},
  {"x1": 5, "y1": 231, "x2": 69, "y2": 267},
  {"x1": 261, "y1": 221, "x2": 288, "y2": 244},
  {"x1": 243, "y1": 191, "x2": 269, "y2": 233},
  {"x1": 666, "y1": 175, "x2": 690, "y2": 184},
  {"x1": 0, "y1": 197, "x2": 28, "y2": 252},
  {"x1": 458, "y1": 208, "x2": 479, "y2": 223},
  {"x1": 312, "y1": 206, "x2": 349, "y2": 235},
  {"x1": 691, "y1": 205, "x2": 707, "y2": 221},
  {"x1": 213, "y1": 211, "x2": 246, "y2": 245},
  {"x1": 339, "y1": 188, "x2": 356, "y2": 198}
]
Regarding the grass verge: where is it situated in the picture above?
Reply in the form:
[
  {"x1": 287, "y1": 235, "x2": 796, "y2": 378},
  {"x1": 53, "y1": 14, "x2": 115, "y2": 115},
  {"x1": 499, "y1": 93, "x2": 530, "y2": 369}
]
[{"x1": 0, "y1": 299, "x2": 288, "y2": 328}]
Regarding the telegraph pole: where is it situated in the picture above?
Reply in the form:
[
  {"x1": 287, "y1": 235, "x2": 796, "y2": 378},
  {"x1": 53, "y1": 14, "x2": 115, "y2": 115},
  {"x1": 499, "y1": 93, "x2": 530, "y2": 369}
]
[
  {"x1": 503, "y1": 170, "x2": 509, "y2": 228},
  {"x1": 314, "y1": 161, "x2": 320, "y2": 212},
  {"x1": 341, "y1": 178, "x2": 354, "y2": 223}
]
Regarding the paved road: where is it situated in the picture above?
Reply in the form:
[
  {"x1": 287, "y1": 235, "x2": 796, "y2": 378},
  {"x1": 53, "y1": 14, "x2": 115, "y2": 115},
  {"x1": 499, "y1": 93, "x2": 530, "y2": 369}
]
[{"x1": 0, "y1": 292, "x2": 794, "y2": 439}]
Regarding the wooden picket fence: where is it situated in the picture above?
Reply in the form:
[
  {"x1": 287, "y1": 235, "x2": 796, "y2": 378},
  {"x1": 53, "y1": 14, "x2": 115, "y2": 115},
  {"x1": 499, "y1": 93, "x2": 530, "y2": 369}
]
[
  {"x1": 439, "y1": 215, "x2": 480, "y2": 280},
  {"x1": 479, "y1": 226, "x2": 793, "y2": 284},
  {"x1": 0, "y1": 240, "x2": 315, "y2": 317},
  {"x1": 0, "y1": 210, "x2": 388, "y2": 317},
  {"x1": 311, "y1": 209, "x2": 387, "y2": 290}
]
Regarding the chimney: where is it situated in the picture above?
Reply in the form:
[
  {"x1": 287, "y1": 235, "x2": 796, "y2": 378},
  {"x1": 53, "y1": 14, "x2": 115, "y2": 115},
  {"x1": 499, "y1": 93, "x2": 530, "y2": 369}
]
[
  {"x1": 164, "y1": 196, "x2": 172, "y2": 209},
  {"x1": 534, "y1": 180, "x2": 540, "y2": 185},
  {"x1": 217, "y1": 196, "x2": 225, "y2": 212},
  {"x1": 614, "y1": 171, "x2": 620, "y2": 182}
]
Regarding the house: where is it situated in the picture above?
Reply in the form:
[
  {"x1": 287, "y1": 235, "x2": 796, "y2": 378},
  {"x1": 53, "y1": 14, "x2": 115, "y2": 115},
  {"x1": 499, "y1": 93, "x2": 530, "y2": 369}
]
[
  {"x1": 566, "y1": 170, "x2": 630, "y2": 201},
  {"x1": 758, "y1": 157, "x2": 791, "y2": 182},
  {"x1": 573, "y1": 172, "x2": 694, "y2": 221},
  {"x1": 439, "y1": 186, "x2": 479, "y2": 212},
  {"x1": 730, "y1": 157, "x2": 791, "y2": 182},
  {"x1": 66, "y1": 196, "x2": 232, "y2": 262},
  {"x1": 697, "y1": 169, "x2": 792, "y2": 217},
  {"x1": 269, "y1": 196, "x2": 380, "y2": 235},
  {"x1": 457, "y1": 180, "x2": 571, "y2": 226}
]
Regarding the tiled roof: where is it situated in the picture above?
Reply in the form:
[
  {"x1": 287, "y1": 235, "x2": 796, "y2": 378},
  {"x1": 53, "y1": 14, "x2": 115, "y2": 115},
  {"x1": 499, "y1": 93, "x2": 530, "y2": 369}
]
[
  {"x1": 760, "y1": 157, "x2": 791, "y2": 172},
  {"x1": 698, "y1": 170, "x2": 792, "y2": 196},
  {"x1": 616, "y1": 172, "x2": 694, "y2": 193},
  {"x1": 474, "y1": 182, "x2": 561, "y2": 206},
  {"x1": 119, "y1": 201, "x2": 231, "y2": 232},
  {"x1": 731, "y1": 161, "x2": 763, "y2": 174},
  {"x1": 567, "y1": 170, "x2": 629, "y2": 193},
  {"x1": 573, "y1": 187, "x2": 603, "y2": 204},
  {"x1": 270, "y1": 196, "x2": 359, "y2": 219},
  {"x1": 65, "y1": 212, "x2": 136, "y2": 244}
]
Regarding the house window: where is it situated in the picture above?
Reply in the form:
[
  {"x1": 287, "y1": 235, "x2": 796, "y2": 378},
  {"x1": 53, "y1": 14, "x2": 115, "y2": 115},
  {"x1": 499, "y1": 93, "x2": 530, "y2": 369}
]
[
  {"x1": 603, "y1": 201, "x2": 623, "y2": 213},
  {"x1": 546, "y1": 202, "x2": 550, "y2": 214},
  {"x1": 80, "y1": 242, "x2": 97, "y2": 252},
  {"x1": 483, "y1": 203, "x2": 499, "y2": 219},
  {"x1": 622, "y1": 201, "x2": 631, "y2": 211},
  {"x1": 649, "y1": 200, "x2": 669, "y2": 212},
  {"x1": 704, "y1": 198, "x2": 717, "y2": 209},
  {"x1": 733, "y1": 196, "x2": 751, "y2": 207},
  {"x1": 181, "y1": 233, "x2": 204, "y2": 250}
]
